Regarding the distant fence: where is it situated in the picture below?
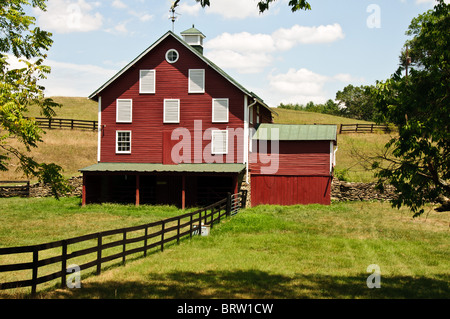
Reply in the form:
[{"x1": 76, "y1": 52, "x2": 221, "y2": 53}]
[
  {"x1": 29, "y1": 117, "x2": 98, "y2": 131},
  {"x1": 0, "y1": 181, "x2": 30, "y2": 198},
  {"x1": 0, "y1": 191, "x2": 247, "y2": 295},
  {"x1": 339, "y1": 123, "x2": 394, "y2": 134}
]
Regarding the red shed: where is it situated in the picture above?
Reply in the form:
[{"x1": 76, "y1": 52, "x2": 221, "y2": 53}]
[{"x1": 250, "y1": 124, "x2": 338, "y2": 206}]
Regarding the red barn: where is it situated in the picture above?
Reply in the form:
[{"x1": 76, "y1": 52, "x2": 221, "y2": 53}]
[{"x1": 80, "y1": 27, "x2": 337, "y2": 208}]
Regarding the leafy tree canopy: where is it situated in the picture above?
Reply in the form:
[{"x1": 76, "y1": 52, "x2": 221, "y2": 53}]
[
  {"x1": 193, "y1": 0, "x2": 311, "y2": 13},
  {"x1": 371, "y1": 0, "x2": 449, "y2": 216},
  {"x1": 0, "y1": 0, "x2": 70, "y2": 197}
]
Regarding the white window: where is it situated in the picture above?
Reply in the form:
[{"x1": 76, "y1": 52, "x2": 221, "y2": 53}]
[
  {"x1": 116, "y1": 99, "x2": 132, "y2": 123},
  {"x1": 140, "y1": 70, "x2": 155, "y2": 94},
  {"x1": 164, "y1": 99, "x2": 180, "y2": 123},
  {"x1": 211, "y1": 130, "x2": 228, "y2": 155},
  {"x1": 116, "y1": 131, "x2": 131, "y2": 154},
  {"x1": 166, "y1": 49, "x2": 179, "y2": 63},
  {"x1": 212, "y1": 98, "x2": 229, "y2": 123},
  {"x1": 189, "y1": 69, "x2": 205, "y2": 93}
]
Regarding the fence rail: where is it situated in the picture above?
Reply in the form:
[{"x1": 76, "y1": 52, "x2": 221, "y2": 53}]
[
  {"x1": 0, "y1": 191, "x2": 247, "y2": 295},
  {"x1": 0, "y1": 181, "x2": 30, "y2": 198},
  {"x1": 339, "y1": 123, "x2": 394, "y2": 134},
  {"x1": 29, "y1": 117, "x2": 98, "y2": 131}
]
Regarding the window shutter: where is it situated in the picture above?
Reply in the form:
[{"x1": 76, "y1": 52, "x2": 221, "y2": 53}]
[
  {"x1": 116, "y1": 99, "x2": 132, "y2": 123},
  {"x1": 189, "y1": 69, "x2": 205, "y2": 93},
  {"x1": 140, "y1": 70, "x2": 155, "y2": 94},
  {"x1": 164, "y1": 99, "x2": 180, "y2": 123},
  {"x1": 212, "y1": 98, "x2": 229, "y2": 123},
  {"x1": 212, "y1": 130, "x2": 228, "y2": 155}
]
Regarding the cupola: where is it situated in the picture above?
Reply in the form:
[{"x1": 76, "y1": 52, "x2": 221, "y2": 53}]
[{"x1": 181, "y1": 25, "x2": 206, "y2": 55}]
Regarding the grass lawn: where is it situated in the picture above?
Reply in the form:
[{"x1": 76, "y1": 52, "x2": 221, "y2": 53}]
[{"x1": 0, "y1": 197, "x2": 448, "y2": 299}]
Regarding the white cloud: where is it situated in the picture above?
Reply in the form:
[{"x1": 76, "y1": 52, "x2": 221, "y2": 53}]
[
  {"x1": 42, "y1": 60, "x2": 117, "y2": 97},
  {"x1": 205, "y1": 0, "x2": 261, "y2": 19},
  {"x1": 35, "y1": 0, "x2": 103, "y2": 34},
  {"x1": 112, "y1": 0, "x2": 127, "y2": 9},
  {"x1": 178, "y1": 2, "x2": 202, "y2": 16},
  {"x1": 204, "y1": 24, "x2": 345, "y2": 74},
  {"x1": 267, "y1": 68, "x2": 364, "y2": 106}
]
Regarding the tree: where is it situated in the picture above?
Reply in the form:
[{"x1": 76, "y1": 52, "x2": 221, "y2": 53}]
[
  {"x1": 0, "y1": 0, "x2": 70, "y2": 198},
  {"x1": 194, "y1": 0, "x2": 312, "y2": 13},
  {"x1": 371, "y1": 0, "x2": 449, "y2": 216},
  {"x1": 336, "y1": 84, "x2": 378, "y2": 121}
]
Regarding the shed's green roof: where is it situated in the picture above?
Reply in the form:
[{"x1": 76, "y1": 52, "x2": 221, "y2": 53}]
[
  {"x1": 253, "y1": 124, "x2": 337, "y2": 142},
  {"x1": 80, "y1": 163, "x2": 246, "y2": 174}
]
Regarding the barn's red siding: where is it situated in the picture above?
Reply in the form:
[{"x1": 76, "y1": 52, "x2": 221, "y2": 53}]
[
  {"x1": 251, "y1": 175, "x2": 332, "y2": 206},
  {"x1": 99, "y1": 36, "x2": 245, "y2": 164},
  {"x1": 250, "y1": 140, "x2": 332, "y2": 206},
  {"x1": 250, "y1": 140, "x2": 331, "y2": 176}
]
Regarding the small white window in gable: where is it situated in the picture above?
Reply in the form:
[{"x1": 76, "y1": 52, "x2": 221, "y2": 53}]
[
  {"x1": 140, "y1": 70, "x2": 155, "y2": 94},
  {"x1": 164, "y1": 99, "x2": 180, "y2": 123},
  {"x1": 189, "y1": 69, "x2": 205, "y2": 93},
  {"x1": 166, "y1": 49, "x2": 179, "y2": 63},
  {"x1": 212, "y1": 98, "x2": 229, "y2": 123},
  {"x1": 116, "y1": 131, "x2": 131, "y2": 154},
  {"x1": 211, "y1": 130, "x2": 228, "y2": 155},
  {"x1": 116, "y1": 99, "x2": 132, "y2": 123}
]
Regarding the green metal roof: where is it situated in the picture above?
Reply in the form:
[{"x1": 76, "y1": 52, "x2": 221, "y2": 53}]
[
  {"x1": 252, "y1": 124, "x2": 337, "y2": 142},
  {"x1": 80, "y1": 163, "x2": 246, "y2": 174},
  {"x1": 180, "y1": 25, "x2": 206, "y2": 38}
]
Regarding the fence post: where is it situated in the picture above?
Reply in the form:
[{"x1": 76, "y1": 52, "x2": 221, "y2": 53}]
[
  {"x1": 144, "y1": 227, "x2": 148, "y2": 257},
  {"x1": 226, "y1": 193, "x2": 232, "y2": 217},
  {"x1": 122, "y1": 231, "x2": 127, "y2": 265},
  {"x1": 161, "y1": 221, "x2": 165, "y2": 252},
  {"x1": 177, "y1": 217, "x2": 181, "y2": 244},
  {"x1": 26, "y1": 181, "x2": 30, "y2": 198},
  {"x1": 31, "y1": 248, "x2": 38, "y2": 296},
  {"x1": 189, "y1": 214, "x2": 193, "y2": 238},
  {"x1": 61, "y1": 240, "x2": 67, "y2": 289},
  {"x1": 96, "y1": 233, "x2": 102, "y2": 275}
]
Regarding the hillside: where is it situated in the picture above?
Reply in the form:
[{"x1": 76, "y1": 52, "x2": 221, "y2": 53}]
[{"x1": 1, "y1": 97, "x2": 390, "y2": 182}]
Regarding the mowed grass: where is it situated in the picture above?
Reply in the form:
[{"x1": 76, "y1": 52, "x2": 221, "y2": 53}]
[{"x1": 0, "y1": 198, "x2": 448, "y2": 299}]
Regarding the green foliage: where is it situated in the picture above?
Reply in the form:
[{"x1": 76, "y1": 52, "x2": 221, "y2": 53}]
[
  {"x1": 0, "y1": 0, "x2": 68, "y2": 197},
  {"x1": 336, "y1": 84, "x2": 380, "y2": 122},
  {"x1": 278, "y1": 99, "x2": 341, "y2": 116},
  {"x1": 372, "y1": 0, "x2": 450, "y2": 216}
]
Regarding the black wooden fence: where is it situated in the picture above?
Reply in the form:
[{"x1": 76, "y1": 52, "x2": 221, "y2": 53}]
[
  {"x1": 0, "y1": 191, "x2": 247, "y2": 295},
  {"x1": 30, "y1": 117, "x2": 98, "y2": 131},
  {"x1": 339, "y1": 123, "x2": 394, "y2": 134}
]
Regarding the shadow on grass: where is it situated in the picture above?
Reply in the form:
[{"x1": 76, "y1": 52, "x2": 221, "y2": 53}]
[{"x1": 43, "y1": 270, "x2": 449, "y2": 299}]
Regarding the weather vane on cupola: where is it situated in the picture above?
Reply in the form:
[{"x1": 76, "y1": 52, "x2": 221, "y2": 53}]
[{"x1": 169, "y1": 0, "x2": 181, "y2": 32}]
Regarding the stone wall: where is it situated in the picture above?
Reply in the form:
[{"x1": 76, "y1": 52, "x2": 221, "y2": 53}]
[
  {"x1": 331, "y1": 178, "x2": 397, "y2": 202},
  {"x1": 0, "y1": 176, "x2": 83, "y2": 198}
]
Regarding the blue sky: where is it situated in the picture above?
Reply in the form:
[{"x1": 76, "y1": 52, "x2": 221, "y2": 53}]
[{"x1": 28, "y1": 0, "x2": 442, "y2": 108}]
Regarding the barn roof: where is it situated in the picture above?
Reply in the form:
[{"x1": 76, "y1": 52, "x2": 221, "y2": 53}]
[
  {"x1": 252, "y1": 124, "x2": 337, "y2": 142},
  {"x1": 80, "y1": 163, "x2": 246, "y2": 174},
  {"x1": 88, "y1": 30, "x2": 275, "y2": 115}
]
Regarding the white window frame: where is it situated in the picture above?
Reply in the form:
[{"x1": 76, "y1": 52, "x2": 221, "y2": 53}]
[
  {"x1": 212, "y1": 98, "x2": 229, "y2": 123},
  {"x1": 116, "y1": 131, "x2": 132, "y2": 154},
  {"x1": 164, "y1": 99, "x2": 180, "y2": 123},
  {"x1": 139, "y1": 69, "x2": 156, "y2": 94},
  {"x1": 165, "y1": 49, "x2": 179, "y2": 64},
  {"x1": 188, "y1": 69, "x2": 205, "y2": 93},
  {"x1": 211, "y1": 130, "x2": 228, "y2": 155},
  {"x1": 116, "y1": 99, "x2": 132, "y2": 123}
]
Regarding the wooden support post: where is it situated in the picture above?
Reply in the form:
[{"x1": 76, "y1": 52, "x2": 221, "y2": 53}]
[
  {"x1": 135, "y1": 174, "x2": 140, "y2": 207},
  {"x1": 233, "y1": 175, "x2": 239, "y2": 194},
  {"x1": 182, "y1": 175, "x2": 186, "y2": 210},
  {"x1": 82, "y1": 174, "x2": 87, "y2": 207}
]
